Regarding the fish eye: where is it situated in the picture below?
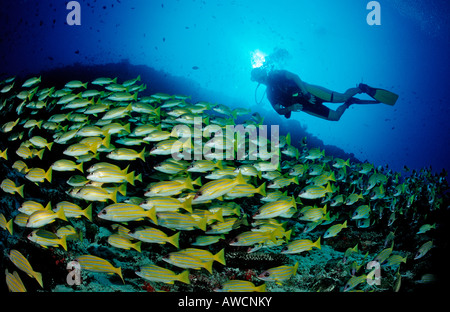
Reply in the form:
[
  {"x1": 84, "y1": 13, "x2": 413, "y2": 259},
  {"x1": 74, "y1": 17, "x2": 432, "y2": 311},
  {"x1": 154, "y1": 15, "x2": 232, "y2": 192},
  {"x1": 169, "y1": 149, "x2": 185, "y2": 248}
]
[
  {"x1": 100, "y1": 210, "x2": 107, "y2": 215},
  {"x1": 232, "y1": 237, "x2": 239, "y2": 243},
  {"x1": 264, "y1": 272, "x2": 270, "y2": 277}
]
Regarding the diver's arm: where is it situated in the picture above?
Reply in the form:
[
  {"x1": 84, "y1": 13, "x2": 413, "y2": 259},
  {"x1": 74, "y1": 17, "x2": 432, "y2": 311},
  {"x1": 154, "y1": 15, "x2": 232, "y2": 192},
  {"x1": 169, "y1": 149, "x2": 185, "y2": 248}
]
[
  {"x1": 284, "y1": 71, "x2": 309, "y2": 96},
  {"x1": 272, "y1": 103, "x2": 302, "y2": 117}
]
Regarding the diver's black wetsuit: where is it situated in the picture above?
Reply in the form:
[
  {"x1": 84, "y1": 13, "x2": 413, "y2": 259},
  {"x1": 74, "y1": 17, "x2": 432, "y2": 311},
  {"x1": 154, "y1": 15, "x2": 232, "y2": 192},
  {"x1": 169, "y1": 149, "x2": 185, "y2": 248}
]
[{"x1": 266, "y1": 70, "x2": 329, "y2": 119}]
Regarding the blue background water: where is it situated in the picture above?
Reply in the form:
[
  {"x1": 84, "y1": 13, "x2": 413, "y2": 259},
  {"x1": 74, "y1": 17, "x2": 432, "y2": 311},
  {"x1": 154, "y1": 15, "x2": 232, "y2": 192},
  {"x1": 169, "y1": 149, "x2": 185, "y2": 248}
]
[{"x1": 1, "y1": 0, "x2": 449, "y2": 174}]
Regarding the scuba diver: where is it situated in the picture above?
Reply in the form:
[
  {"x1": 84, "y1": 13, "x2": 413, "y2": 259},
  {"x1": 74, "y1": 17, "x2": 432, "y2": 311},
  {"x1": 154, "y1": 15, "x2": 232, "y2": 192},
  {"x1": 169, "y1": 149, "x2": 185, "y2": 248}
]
[{"x1": 250, "y1": 67, "x2": 398, "y2": 120}]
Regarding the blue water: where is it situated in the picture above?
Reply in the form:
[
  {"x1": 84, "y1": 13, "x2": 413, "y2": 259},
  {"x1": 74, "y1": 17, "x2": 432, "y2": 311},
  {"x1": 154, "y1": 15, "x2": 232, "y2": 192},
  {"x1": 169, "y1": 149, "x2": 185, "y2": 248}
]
[{"x1": 1, "y1": 0, "x2": 449, "y2": 174}]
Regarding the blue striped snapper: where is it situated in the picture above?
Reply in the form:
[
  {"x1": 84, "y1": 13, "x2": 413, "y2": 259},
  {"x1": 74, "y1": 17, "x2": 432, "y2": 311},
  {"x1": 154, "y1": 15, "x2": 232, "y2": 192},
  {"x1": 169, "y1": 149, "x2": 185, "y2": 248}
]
[
  {"x1": 98, "y1": 203, "x2": 157, "y2": 225},
  {"x1": 19, "y1": 200, "x2": 51, "y2": 215},
  {"x1": 156, "y1": 212, "x2": 206, "y2": 231},
  {"x1": 54, "y1": 201, "x2": 92, "y2": 221},
  {"x1": 68, "y1": 185, "x2": 117, "y2": 203},
  {"x1": 145, "y1": 177, "x2": 194, "y2": 197},
  {"x1": 281, "y1": 237, "x2": 321, "y2": 254},
  {"x1": 26, "y1": 209, "x2": 67, "y2": 228},
  {"x1": 163, "y1": 251, "x2": 214, "y2": 274},
  {"x1": 1, "y1": 178, "x2": 24, "y2": 197},
  {"x1": 215, "y1": 280, "x2": 266, "y2": 292},
  {"x1": 27, "y1": 229, "x2": 67, "y2": 251},
  {"x1": 193, "y1": 172, "x2": 248, "y2": 202},
  {"x1": 181, "y1": 248, "x2": 226, "y2": 266},
  {"x1": 75, "y1": 255, "x2": 124, "y2": 283},
  {"x1": 253, "y1": 196, "x2": 297, "y2": 219},
  {"x1": 107, "y1": 234, "x2": 141, "y2": 252},
  {"x1": 258, "y1": 262, "x2": 299, "y2": 284},
  {"x1": 229, "y1": 230, "x2": 277, "y2": 246},
  {"x1": 136, "y1": 264, "x2": 190, "y2": 284},
  {"x1": 0, "y1": 213, "x2": 13, "y2": 235},
  {"x1": 9, "y1": 249, "x2": 43, "y2": 288},
  {"x1": 128, "y1": 226, "x2": 180, "y2": 248},
  {"x1": 5, "y1": 269, "x2": 27, "y2": 292},
  {"x1": 140, "y1": 196, "x2": 193, "y2": 213}
]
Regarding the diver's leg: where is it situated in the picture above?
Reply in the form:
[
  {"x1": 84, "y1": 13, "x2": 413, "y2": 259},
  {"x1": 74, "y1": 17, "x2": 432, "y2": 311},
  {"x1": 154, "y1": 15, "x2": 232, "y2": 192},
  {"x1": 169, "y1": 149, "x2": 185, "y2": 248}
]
[
  {"x1": 327, "y1": 103, "x2": 349, "y2": 121},
  {"x1": 306, "y1": 84, "x2": 362, "y2": 103}
]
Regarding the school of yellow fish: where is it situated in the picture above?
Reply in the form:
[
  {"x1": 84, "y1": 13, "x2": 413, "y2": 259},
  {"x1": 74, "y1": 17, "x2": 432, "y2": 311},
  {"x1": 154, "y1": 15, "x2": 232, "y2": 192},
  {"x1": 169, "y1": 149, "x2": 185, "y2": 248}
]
[{"x1": 0, "y1": 74, "x2": 447, "y2": 292}]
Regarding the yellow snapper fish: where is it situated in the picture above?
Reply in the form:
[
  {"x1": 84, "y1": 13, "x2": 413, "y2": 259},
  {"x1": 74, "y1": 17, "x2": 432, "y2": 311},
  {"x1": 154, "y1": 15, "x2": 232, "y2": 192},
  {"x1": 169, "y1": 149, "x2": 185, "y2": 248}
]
[
  {"x1": 75, "y1": 255, "x2": 124, "y2": 283},
  {"x1": 87, "y1": 166, "x2": 142, "y2": 186},
  {"x1": 5, "y1": 269, "x2": 27, "y2": 292},
  {"x1": 24, "y1": 167, "x2": 52, "y2": 184},
  {"x1": 97, "y1": 203, "x2": 157, "y2": 225},
  {"x1": 9, "y1": 249, "x2": 43, "y2": 288},
  {"x1": 298, "y1": 205, "x2": 327, "y2": 222},
  {"x1": 27, "y1": 229, "x2": 68, "y2": 251},
  {"x1": 281, "y1": 237, "x2": 321, "y2": 254},
  {"x1": 54, "y1": 201, "x2": 92, "y2": 221},
  {"x1": 51, "y1": 159, "x2": 84, "y2": 173},
  {"x1": 135, "y1": 264, "x2": 190, "y2": 284},
  {"x1": 352, "y1": 205, "x2": 371, "y2": 220},
  {"x1": 140, "y1": 196, "x2": 193, "y2": 213},
  {"x1": 26, "y1": 209, "x2": 67, "y2": 228},
  {"x1": 127, "y1": 226, "x2": 180, "y2": 248},
  {"x1": 106, "y1": 147, "x2": 145, "y2": 161},
  {"x1": 0, "y1": 213, "x2": 14, "y2": 235},
  {"x1": 180, "y1": 248, "x2": 226, "y2": 266},
  {"x1": 107, "y1": 234, "x2": 141, "y2": 252},
  {"x1": 298, "y1": 183, "x2": 333, "y2": 199},
  {"x1": 29, "y1": 136, "x2": 53, "y2": 150},
  {"x1": 145, "y1": 177, "x2": 194, "y2": 197},
  {"x1": 224, "y1": 182, "x2": 266, "y2": 199},
  {"x1": 215, "y1": 280, "x2": 266, "y2": 292},
  {"x1": 18, "y1": 200, "x2": 51, "y2": 215},
  {"x1": 253, "y1": 196, "x2": 297, "y2": 219},
  {"x1": 157, "y1": 211, "x2": 207, "y2": 231},
  {"x1": 69, "y1": 185, "x2": 118, "y2": 203},
  {"x1": 193, "y1": 172, "x2": 248, "y2": 202},
  {"x1": 323, "y1": 220, "x2": 348, "y2": 239},
  {"x1": 1, "y1": 178, "x2": 24, "y2": 197},
  {"x1": 257, "y1": 262, "x2": 299, "y2": 284},
  {"x1": 229, "y1": 230, "x2": 276, "y2": 246},
  {"x1": 162, "y1": 251, "x2": 214, "y2": 274}
]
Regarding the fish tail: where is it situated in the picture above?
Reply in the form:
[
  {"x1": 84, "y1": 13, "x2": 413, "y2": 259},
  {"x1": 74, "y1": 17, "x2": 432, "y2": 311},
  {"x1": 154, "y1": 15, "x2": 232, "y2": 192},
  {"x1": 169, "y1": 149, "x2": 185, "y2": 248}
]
[
  {"x1": 197, "y1": 217, "x2": 207, "y2": 231},
  {"x1": 203, "y1": 260, "x2": 213, "y2": 274},
  {"x1": 216, "y1": 160, "x2": 223, "y2": 170},
  {"x1": 184, "y1": 176, "x2": 194, "y2": 191},
  {"x1": 256, "y1": 182, "x2": 266, "y2": 197},
  {"x1": 34, "y1": 271, "x2": 44, "y2": 288},
  {"x1": 102, "y1": 132, "x2": 111, "y2": 149},
  {"x1": 182, "y1": 197, "x2": 193, "y2": 213},
  {"x1": 135, "y1": 173, "x2": 142, "y2": 184},
  {"x1": 126, "y1": 171, "x2": 135, "y2": 186},
  {"x1": 214, "y1": 248, "x2": 226, "y2": 266},
  {"x1": 47, "y1": 142, "x2": 54, "y2": 151},
  {"x1": 293, "y1": 261, "x2": 299, "y2": 274},
  {"x1": 76, "y1": 162, "x2": 84, "y2": 173},
  {"x1": 167, "y1": 231, "x2": 180, "y2": 249},
  {"x1": 56, "y1": 207, "x2": 68, "y2": 222},
  {"x1": 147, "y1": 207, "x2": 158, "y2": 225},
  {"x1": 44, "y1": 201, "x2": 52, "y2": 211},
  {"x1": 110, "y1": 189, "x2": 118, "y2": 203},
  {"x1": 177, "y1": 270, "x2": 191, "y2": 284},
  {"x1": 60, "y1": 235, "x2": 68, "y2": 251},
  {"x1": 314, "y1": 237, "x2": 321, "y2": 250},
  {"x1": 133, "y1": 241, "x2": 142, "y2": 253},
  {"x1": 138, "y1": 147, "x2": 146, "y2": 162},
  {"x1": 45, "y1": 167, "x2": 52, "y2": 183},
  {"x1": 255, "y1": 283, "x2": 266, "y2": 292},
  {"x1": 6, "y1": 218, "x2": 13, "y2": 235},
  {"x1": 212, "y1": 209, "x2": 224, "y2": 223},
  {"x1": 36, "y1": 149, "x2": 44, "y2": 160},
  {"x1": 84, "y1": 204, "x2": 93, "y2": 222},
  {"x1": 16, "y1": 184, "x2": 24, "y2": 198},
  {"x1": 342, "y1": 220, "x2": 348, "y2": 228},
  {"x1": 118, "y1": 183, "x2": 127, "y2": 196},
  {"x1": 116, "y1": 267, "x2": 125, "y2": 284},
  {"x1": 235, "y1": 172, "x2": 247, "y2": 185}
]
